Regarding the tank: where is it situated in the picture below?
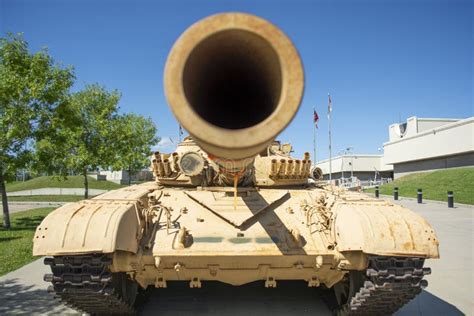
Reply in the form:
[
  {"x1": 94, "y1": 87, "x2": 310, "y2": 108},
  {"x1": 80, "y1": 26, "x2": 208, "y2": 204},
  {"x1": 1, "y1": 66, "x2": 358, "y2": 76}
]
[{"x1": 33, "y1": 13, "x2": 439, "y2": 315}]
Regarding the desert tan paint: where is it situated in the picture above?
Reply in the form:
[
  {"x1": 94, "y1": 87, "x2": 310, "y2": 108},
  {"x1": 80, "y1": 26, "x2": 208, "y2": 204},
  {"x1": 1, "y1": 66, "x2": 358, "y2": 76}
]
[
  {"x1": 33, "y1": 13, "x2": 439, "y2": 289},
  {"x1": 33, "y1": 183, "x2": 439, "y2": 288}
]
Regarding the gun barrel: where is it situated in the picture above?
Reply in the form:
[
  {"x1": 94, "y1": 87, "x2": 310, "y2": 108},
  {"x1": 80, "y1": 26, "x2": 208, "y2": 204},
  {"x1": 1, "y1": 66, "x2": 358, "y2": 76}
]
[{"x1": 164, "y1": 13, "x2": 304, "y2": 171}]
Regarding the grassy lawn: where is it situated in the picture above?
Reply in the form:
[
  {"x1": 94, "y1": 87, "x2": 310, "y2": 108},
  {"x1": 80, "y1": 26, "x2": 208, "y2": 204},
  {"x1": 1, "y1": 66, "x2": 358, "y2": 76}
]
[
  {"x1": 365, "y1": 167, "x2": 474, "y2": 205},
  {"x1": 5, "y1": 195, "x2": 86, "y2": 202},
  {"x1": 0, "y1": 207, "x2": 55, "y2": 276},
  {"x1": 6, "y1": 175, "x2": 124, "y2": 192}
]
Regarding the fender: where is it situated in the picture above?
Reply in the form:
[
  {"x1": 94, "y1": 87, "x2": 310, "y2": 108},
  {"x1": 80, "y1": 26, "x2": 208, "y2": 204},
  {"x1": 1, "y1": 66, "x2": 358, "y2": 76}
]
[
  {"x1": 333, "y1": 200, "x2": 439, "y2": 258},
  {"x1": 33, "y1": 186, "x2": 152, "y2": 256}
]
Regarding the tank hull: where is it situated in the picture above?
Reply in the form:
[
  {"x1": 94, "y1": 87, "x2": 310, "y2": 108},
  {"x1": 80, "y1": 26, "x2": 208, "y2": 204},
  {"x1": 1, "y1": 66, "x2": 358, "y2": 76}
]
[{"x1": 34, "y1": 182, "x2": 438, "y2": 290}]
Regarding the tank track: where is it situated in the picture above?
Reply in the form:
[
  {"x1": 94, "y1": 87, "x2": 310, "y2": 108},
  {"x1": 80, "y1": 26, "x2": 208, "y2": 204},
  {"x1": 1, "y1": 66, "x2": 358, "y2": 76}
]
[
  {"x1": 339, "y1": 256, "x2": 431, "y2": 315},
  {"x1": 44, "y1": 254, "x2": 136, "y2": 315}
]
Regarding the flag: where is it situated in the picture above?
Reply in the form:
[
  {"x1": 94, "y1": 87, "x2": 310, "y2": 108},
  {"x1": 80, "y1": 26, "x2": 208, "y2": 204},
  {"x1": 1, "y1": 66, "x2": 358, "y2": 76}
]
[
  {"x1": 328, "y1": 94, "x2": 332, "y2": 115},
  {"x1": 313, "y1": 109, "x2": 319, "y2": 128}
]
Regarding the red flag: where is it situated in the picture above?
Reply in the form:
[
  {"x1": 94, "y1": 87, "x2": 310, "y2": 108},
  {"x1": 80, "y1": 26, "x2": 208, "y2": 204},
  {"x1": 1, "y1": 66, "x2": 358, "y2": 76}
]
[{"x1": 313, "y1": 109, "x2": 319, "y2": 128}]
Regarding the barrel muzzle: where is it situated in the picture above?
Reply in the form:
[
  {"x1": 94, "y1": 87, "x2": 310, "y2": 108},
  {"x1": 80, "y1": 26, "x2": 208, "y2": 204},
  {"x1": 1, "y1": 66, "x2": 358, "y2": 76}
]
[{"x1": 164, "y1": 13, "x2": 304, "y2": 172}]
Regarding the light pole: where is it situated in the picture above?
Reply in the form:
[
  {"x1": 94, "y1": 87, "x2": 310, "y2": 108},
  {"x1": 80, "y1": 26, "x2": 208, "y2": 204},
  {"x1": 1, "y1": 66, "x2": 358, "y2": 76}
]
[
  {"x1": 338, "y1": 150, "x2": 345, "y2": 180},
  {"x1": 346, "y1": 147, "x2": 354, "y2": 178},
  {"x1": 339, "y1": 147, "x2": 354, "y2": 180}
]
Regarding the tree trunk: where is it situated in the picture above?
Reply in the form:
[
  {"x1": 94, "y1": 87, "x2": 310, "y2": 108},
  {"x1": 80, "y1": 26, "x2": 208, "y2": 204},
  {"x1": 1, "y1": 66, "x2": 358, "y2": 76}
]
[
  {"x1": 128, "y1": 166, "x2": 132, "y2": 186},
  {"x1": 0, "y1": 169, "x2": 11, "y2": 229},
  {"x1": 83, "y1": 168, "x2": 89, "y2": 199}
]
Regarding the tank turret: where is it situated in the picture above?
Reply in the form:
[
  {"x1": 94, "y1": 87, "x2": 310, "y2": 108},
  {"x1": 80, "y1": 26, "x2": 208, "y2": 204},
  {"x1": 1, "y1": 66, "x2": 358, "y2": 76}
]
[
  {"x1": 154, "y1": 13, "x2": 308, "y2": 187},
  {"x1": 161, "y1": 13, "x2": 304, "y2": 186}
]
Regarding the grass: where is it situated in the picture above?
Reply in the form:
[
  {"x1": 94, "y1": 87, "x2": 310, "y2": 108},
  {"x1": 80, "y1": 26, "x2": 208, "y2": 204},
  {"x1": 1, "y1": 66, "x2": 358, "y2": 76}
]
[
  {"x1": 5, "y1": 195, "x2": 86, "y2": 202},
  {"x1": 6, "y1": 175, "x2": 124, "y2": 192},
  {"x1": 365, "y1": 167, "x2": 474, "y2": 205},
  {"x1": 0, "y1": 207, "x2": 55, "y2": 276}
]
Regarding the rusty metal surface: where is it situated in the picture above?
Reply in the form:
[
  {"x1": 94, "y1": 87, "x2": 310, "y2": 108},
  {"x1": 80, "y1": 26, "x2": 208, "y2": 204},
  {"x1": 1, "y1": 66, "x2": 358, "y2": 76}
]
[{"x1": 334, "y1": 199, "x2": 439, "y2": 257}]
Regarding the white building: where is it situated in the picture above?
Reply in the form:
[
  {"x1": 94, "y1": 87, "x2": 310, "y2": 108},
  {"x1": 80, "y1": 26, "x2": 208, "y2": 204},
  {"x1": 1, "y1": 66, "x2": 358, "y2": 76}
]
[
  {"x1": 316, "y1": 155, "x2": 393, "y2": 181},
  {"x1": 383, "y1": 116, "x2": 474, "y2": 178},
  {"x1": 102, "y1": 170, "x2": 153, "y2": 184}
]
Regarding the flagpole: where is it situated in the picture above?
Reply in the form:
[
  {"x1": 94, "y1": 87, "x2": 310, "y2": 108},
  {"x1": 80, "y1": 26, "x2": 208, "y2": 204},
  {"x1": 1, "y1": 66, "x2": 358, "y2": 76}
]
[
  {"x1": 313, "y1": 105, "x2": 316, "y2": 163},
  {"x1": 328, "y1": 93, "x2": 332, "y2": 183}
]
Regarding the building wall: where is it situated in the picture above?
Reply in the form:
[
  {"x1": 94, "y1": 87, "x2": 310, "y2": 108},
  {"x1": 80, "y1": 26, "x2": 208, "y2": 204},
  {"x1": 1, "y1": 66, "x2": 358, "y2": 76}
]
[
  {"x1": 388, "y1": 117, "x2": 460, "y2": 141},
  {"x1": 322, "y1": 171, "x2": 392, "y2": 181},
  {"x1": 417, "y1": 118, "x2": 460, "y2": 133},
  {"x1": 393, "y1": 152, "x2": 474, "y2": 178},
  {"x1": 103, "y1": 170, "x2": 153, "y2": 184},
  {"x1": 103, "y1": 170, "x2": 129, "y2": 184},
  {"x1": 316, "y1": 155, "x2": 392, "y2": 177},
  {"x1": 384, "y1": 117, "x2": 474, "y2": 165}
]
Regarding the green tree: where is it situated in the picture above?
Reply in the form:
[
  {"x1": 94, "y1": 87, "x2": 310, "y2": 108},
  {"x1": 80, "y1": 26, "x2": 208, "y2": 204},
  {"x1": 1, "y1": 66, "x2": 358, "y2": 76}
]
[
  {"x1": 0, "y1": 34, "x2": 74, "y2": 229},
  {"x1": 53, "y1": 84, "x2": 120, "y2": 199},
  {"x1": 111, "y1": 114, "x2": 159, "y2": 185}
]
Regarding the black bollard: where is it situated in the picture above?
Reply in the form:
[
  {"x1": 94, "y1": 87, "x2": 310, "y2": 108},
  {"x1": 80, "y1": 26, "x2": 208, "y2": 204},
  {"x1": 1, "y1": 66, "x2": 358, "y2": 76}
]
[
  {"x1": 417, "y1": 189, "x2": 423, "y2": 204},
  {"x1": 394, "y1": 187, "x2": 399, "y2": 200},
  {"x1": 447, "y1": 191, "x2": 454, "y2": 208},
  {"x1": 375, "y1": 186, "x2": 379, "y2": 198}
]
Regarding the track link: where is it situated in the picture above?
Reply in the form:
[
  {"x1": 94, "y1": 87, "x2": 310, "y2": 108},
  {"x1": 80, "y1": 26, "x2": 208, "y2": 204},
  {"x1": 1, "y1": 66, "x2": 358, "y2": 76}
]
[
  {"x1": 44, "y1": 254, "x2": 137, "y2": 315},
  {"x1": 339, "y1": 256, "x2": 431, "y2": 315}
]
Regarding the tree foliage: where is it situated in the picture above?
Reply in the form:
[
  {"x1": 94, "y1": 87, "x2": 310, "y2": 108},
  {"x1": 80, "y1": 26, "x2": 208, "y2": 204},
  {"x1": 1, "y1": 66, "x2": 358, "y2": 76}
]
[
  {"x1": 111, "y1": 114, "x2": 159, "y2": 185},
  {"x1": 1, "y1": 33, "x2": 159, "y2": 218},
  {"x1": 0, "y1": 33, "x2": 74, "y2": 228},
  {"x1": 38, "y1": 84, "x2": 121, "y2": 198},
  {"x1": 38, "y1": 84, "x2": 159, "y2": 196}
]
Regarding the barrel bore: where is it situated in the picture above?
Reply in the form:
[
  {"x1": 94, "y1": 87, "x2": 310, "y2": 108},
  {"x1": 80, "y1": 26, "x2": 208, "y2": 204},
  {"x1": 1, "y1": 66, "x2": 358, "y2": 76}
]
[
  {"x1": 375, "y1": 186, "x2": 379, "y2": 198},
  {"x1": 417, "y1": 189, "x2": 423, "y2": 204},
  {"x1": 394, "y1": 187, "x2": 399, "y2": 201},
  {"x1": 183, "y1": 30, "x2": 281, "y2": 130},
  {"x1": 164, "y1": 13, "x2": 304, "y2": 162},
  {"x1": 447, "y1": 191, "x2": 454, "y2": 208}
]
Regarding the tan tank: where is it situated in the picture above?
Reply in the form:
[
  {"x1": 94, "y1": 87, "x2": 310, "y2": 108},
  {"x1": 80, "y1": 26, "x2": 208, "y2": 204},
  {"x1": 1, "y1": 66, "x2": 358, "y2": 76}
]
[{"x1": 33, "y1": 13, "x2": 439, "y2": 315}]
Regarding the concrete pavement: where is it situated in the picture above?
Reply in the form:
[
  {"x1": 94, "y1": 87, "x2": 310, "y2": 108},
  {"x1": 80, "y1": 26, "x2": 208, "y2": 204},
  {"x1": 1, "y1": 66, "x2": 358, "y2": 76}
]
[
  {"x1": 0, "y1": 198, "x2": 471, "y2": 315},
  {"x1": 392, "y1": 197, "x2": 473, "y2": 315},
  {"x1": 6, "y1": 202, "x2": 65, "y2": 214},
  {"x1": 0, "y1": 259, "x2": 77, "y2": 315}
]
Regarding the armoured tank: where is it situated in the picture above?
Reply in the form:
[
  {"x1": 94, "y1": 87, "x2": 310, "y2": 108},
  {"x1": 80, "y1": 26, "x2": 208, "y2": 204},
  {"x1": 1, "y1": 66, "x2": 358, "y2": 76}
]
[{"x1": 33, "y1": 13, "x2": 439, "y2": 315}]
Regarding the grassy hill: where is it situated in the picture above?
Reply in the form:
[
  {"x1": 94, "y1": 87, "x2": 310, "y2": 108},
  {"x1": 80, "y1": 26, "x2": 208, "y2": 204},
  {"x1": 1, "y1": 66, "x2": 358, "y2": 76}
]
[
  {"x1": 365, "y1": 167, "x2": 474, "y2": 205},
  {"x1": 6, "y1": 175, "x2": 124, "y2": 192}
]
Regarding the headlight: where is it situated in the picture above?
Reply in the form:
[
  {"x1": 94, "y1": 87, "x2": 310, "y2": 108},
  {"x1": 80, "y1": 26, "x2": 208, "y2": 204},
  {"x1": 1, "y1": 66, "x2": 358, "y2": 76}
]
[{"x1": 178, "y1": 151, "x2": 205, "y2": 176}]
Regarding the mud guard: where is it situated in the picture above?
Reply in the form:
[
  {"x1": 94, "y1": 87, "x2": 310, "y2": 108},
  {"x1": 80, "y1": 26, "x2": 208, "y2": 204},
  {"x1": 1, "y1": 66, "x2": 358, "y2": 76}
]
[
  {"x1": 333, "y1": 202, "x2": 439, "y2": 258},
  {"x1": 33, "y1": 199, "x2": 143, "y2": 256}
]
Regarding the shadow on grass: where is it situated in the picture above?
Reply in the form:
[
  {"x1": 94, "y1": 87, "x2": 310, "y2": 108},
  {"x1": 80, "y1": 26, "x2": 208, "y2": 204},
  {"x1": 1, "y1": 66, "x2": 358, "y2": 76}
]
[
  {"x1": 5, "y1": 215, "x2": 47, "y2": 232},
  {"x1": 0, "y1": 215, "x2": 46, "y2": 234},
  {"x1": 0, "y1": 237, "x2": 22, "y2": 243}
]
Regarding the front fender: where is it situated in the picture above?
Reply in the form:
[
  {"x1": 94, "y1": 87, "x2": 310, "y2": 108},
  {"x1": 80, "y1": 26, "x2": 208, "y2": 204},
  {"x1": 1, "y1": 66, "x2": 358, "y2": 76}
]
[
  {"x1": 333, "y1": 201, "x2": 439, "y2": 258},
  {"x1": 32, "y1": 186, "x2": 152, "y2": 256}
]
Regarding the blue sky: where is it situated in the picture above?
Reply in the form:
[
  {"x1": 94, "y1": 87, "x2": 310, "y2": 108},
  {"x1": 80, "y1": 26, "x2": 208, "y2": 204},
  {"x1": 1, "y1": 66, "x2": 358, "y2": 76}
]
[{"x1": 1, "y1": 0, "x2": 472, "y2": 160}]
